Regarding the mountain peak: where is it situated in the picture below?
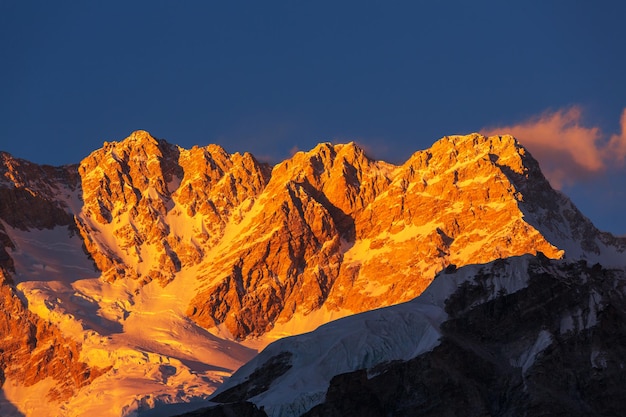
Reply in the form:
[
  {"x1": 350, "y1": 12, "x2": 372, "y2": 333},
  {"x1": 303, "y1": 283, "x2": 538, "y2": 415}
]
[
  {"x1": 122, "y1": 129, "x2": 159, "y2": 144},
  {"x1": 306, "y1": 140, "x2": 364, "y2": 156},
  {"x1": 130, "y1": 129, "x2": 155, "y2": 138},
  {"x1": 1, "y1": 131, "x2": 624, "y2": 416},
  {"x1": 290, "y1": 141, "x2": 368, "y2": 165},
  {"x1": 97, "y1": 129, "x2": 174, "y2": 160},
  {"x1": 427, "y1": 133, "x2": 528, "y2": 175},
  {"x1": 213, "y1": 254, "x2": 626, "y2": 417}
]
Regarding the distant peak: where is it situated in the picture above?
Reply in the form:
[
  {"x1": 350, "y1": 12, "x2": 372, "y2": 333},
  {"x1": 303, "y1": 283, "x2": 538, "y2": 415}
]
[
  {"x1": 94, "y1": 131, "x2": 184, "y2": 165},
  {"x1": 128, "y1": 130, "x2": 158, "y2": 143},
  {"x1": 187, "y1": 143, "x2": 230, "y2": 161},
  {"x1": 101, "y1": 130, "x2": 162, "y2": 151},
  {"x1": 124, "y1": 130, "x2": 164, "y2": 149},
  {"x1": 308, "y1": 142, "x2": 336, "y2": 156},
  {"x1": 431, "y1": 133, "x2": 528, "y2": 162},
  {"x1": 336, "y1": 141, "x2": 364, "y2": 154},
  {"x1": 435, "y1": 133, "x2": 520, "y2": 150},
  {"x1": 129, "y1": 130, "x2": 154, "y2": 140},
  {"x1": 304, "y1": 141, "x2": 367, "y2": 162}
]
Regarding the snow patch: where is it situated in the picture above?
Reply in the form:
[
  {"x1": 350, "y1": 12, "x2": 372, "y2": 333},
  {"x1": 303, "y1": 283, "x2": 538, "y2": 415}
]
[
  {"x1": 2, "y1": 377, "x2": 59, "y2": 417},
  {"x1": 513, "y1": 330, "x2": 552, "y2": 374},
  {"x1": 590, "y1": 350, "x2": 608, "y2": 369},
  {"x1": 4, "y1": 224, "x2": 258, "y2": 417},
  {"x1": 6, "y1": 224, "x2": 96, "y2": 283},
  {"x1": 217, "y1": 255, "x2": 539, "y2": 417}
]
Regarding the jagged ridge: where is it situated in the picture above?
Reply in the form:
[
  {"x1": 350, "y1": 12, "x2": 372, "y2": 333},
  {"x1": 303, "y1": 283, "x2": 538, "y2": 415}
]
[
  {"x1": 0, "y1": 130, "x2": 624, "y2": 416},
  {"x1": 207, "y1": 254, "x2": 626, "y2": 417}
]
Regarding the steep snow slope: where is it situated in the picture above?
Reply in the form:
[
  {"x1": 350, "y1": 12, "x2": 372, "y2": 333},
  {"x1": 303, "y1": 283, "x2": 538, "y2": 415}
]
[
  {"x1": 207, "y1": 254, "x2": 626, "y2": 417},
  {"x1": 210, "y1": 256, "x2": 539, "y2": 417},
  {"x1": 302, "y1": 257, "x2": 626, "y2": 416},
  {"x1": 1, "y1": 131, "x2": 625, "y2": 416},
  {"x1": 4, "y1": 222, "x2": 256, "y2": 417}
]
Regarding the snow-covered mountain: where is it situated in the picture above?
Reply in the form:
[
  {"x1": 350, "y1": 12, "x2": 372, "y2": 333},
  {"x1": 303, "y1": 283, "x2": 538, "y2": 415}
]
[
  {"x1": 0, "y1": 131, "x2": 623, "y2": 416},
  {"x1": 207, "y1": 254, "x2": 626, "y2": 417}
]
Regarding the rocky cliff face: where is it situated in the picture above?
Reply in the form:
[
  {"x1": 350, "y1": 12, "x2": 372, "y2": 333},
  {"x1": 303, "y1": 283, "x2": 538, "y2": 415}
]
[
  {"x1": 0, "y1": 270, "x2": 109, "y2": 404},
  {"x1": 186, "y1": 133, "x2": 623, "y2": 339},
  {"x1": 76, "y1": 130, "x2": 271, "y2": 285},
  {"x1": 207, "y1": 254, "x2": 626, "y2": 417},
  {"x1": 0, "y1": 130, "x2": 623, "y2": 416},
  {"x1": 0, "y1": 154, "x2": 107, "y2": 414},
  {"x1": 0, "y1": 152, "x2": 80, "y2": 274},
  {"x1": 304, "y1": 256, "x2": 626, "y2": 417}
]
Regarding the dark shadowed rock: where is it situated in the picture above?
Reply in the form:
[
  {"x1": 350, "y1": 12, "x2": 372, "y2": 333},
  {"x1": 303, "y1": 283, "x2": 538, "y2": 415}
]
[
  {"x1": 173, "y1": 401, "x2": 268, "y2": 417},
  {"x1": 303, "y1": 257, "x2": 626, "y2": 417}
]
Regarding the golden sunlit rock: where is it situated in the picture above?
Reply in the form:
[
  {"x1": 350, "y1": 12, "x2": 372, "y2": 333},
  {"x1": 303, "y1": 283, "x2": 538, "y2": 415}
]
[{"x1": 0, "y1": 131, "x2": 623, "y2": 416}]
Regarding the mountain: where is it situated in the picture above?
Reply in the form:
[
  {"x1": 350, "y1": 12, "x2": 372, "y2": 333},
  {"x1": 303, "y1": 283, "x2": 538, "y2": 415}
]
[
  {"x1": 207, "y1": 254, "x2": 626, "y2": 417},
  {"x1": 0, "y1": 131, "x2": 623, "y2": 416}
]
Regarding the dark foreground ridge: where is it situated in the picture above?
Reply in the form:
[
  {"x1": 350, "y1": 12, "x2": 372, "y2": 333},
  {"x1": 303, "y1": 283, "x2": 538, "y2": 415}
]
[
  {"x1": 196, "y1": 255, "x2": 626, "y2": 417},
  {"x1": 174, "y1": 402, "x2": 268, "y2": 417}
]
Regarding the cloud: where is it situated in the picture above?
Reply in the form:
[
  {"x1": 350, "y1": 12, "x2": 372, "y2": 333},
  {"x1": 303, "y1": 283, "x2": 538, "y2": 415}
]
[
  {"x1": 289, "y1": 145, "x2": 300, "y2": 156},
  {"x1": 481, "y1": 107, "x2": 626, "y2": 188},
  {"x1": 607, "y1": 109, "x2": 626, "y2": 166},
  {"x1": 330, "y1": 137, "x2": 393, "y2": 163}
]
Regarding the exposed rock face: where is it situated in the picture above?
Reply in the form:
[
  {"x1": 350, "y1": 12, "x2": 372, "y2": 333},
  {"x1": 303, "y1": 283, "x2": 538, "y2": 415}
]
[
  {"x1": 323, "y1": 135, "x2": 564, "y2": 312},
  {"x1": 0, "y1": 152, "x2": 80, "y2": 273},
  {"x1": 210, "y1": 255, "x2": 626, "y2": 417},
  {"x1": 186, "y1": 142, "x2": 377, "y2": 337},
  {"x1": 0, "y1": 130, "x2": 624, "y2": 416},
  {"x1": 76, "y1": 130, "x2": 271, "y2": 285},
  {"x1": 303, "y1": 257, "x2": 626, "y2": 417},
  {"x1": 2, "y1": 131, "x2": 624, "y2": 341},
  {"x1": 0, "y1": 154, "x2": 104, "y2": 409},
  {"x1": 0, "y1": 269, "x2": 109, "y2": 405},
  {"x1": 186, "y1": 134, "x2": 623, "y2": 339},
  {"x1": 0, "y1": 152, "x2": 79, "y2": 232},
  {"x1": 175, "y1": 402, "x2": 268, "y2": 417},
  {"x1": 212, "y1": 352, "x2": 293, "y2": 404}
]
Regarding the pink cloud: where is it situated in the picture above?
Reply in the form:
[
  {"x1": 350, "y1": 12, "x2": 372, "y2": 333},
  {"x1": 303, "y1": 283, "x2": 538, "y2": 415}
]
[
  {"x1": 482, "y1": 107, "x2": 626, "y2": 188},
  {"x1": 289, "y1": 145, "x2": 300, "y2": 156},
  {"x1": 606, "y1": 109, "x2": 626, "y2": 166}
]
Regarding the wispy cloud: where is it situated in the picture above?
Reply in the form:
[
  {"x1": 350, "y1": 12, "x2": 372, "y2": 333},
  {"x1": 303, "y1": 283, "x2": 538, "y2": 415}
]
[
  {"x1": 481, "y1": 107, "x2": 626, "y2": 188},
  {"x1": 607, "y1": 109, "x2": 626, "y2": 166},
  {"x1": 289, "y1": 145, "x2": 300, "y2": 156}
]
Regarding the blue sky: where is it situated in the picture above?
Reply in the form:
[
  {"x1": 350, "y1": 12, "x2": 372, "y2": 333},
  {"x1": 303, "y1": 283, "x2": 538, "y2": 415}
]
[{"x1": 1, "y1": 1, "x2": 625, "y2": 234}]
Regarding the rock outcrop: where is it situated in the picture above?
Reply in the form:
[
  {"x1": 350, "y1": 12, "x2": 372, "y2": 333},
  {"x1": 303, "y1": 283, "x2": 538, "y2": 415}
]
[
  {"x1": 0, "y1": 153, "x2": 104, "y2": 410},
  {"x1": 208, "y1": 255, "x2": 626, "y2": 417},
  {"x1": 186, "y1": 134, "x2": 624, "y2": 339},
  {"x1": 76, "y1": 130, "x2": 271, "y2": 285},
  {"x1": 0, "y1": 130, "x2": 624, "y2": 416},
  {"x1": 2, "y1": 131, "x2": 624, "y2": 342},
  {"x1": 304, "y1": 257, "x2": 626, "y2": 417},
  {"x1": 0, "y1": 269, "x2": 109, "y2": 408}
]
